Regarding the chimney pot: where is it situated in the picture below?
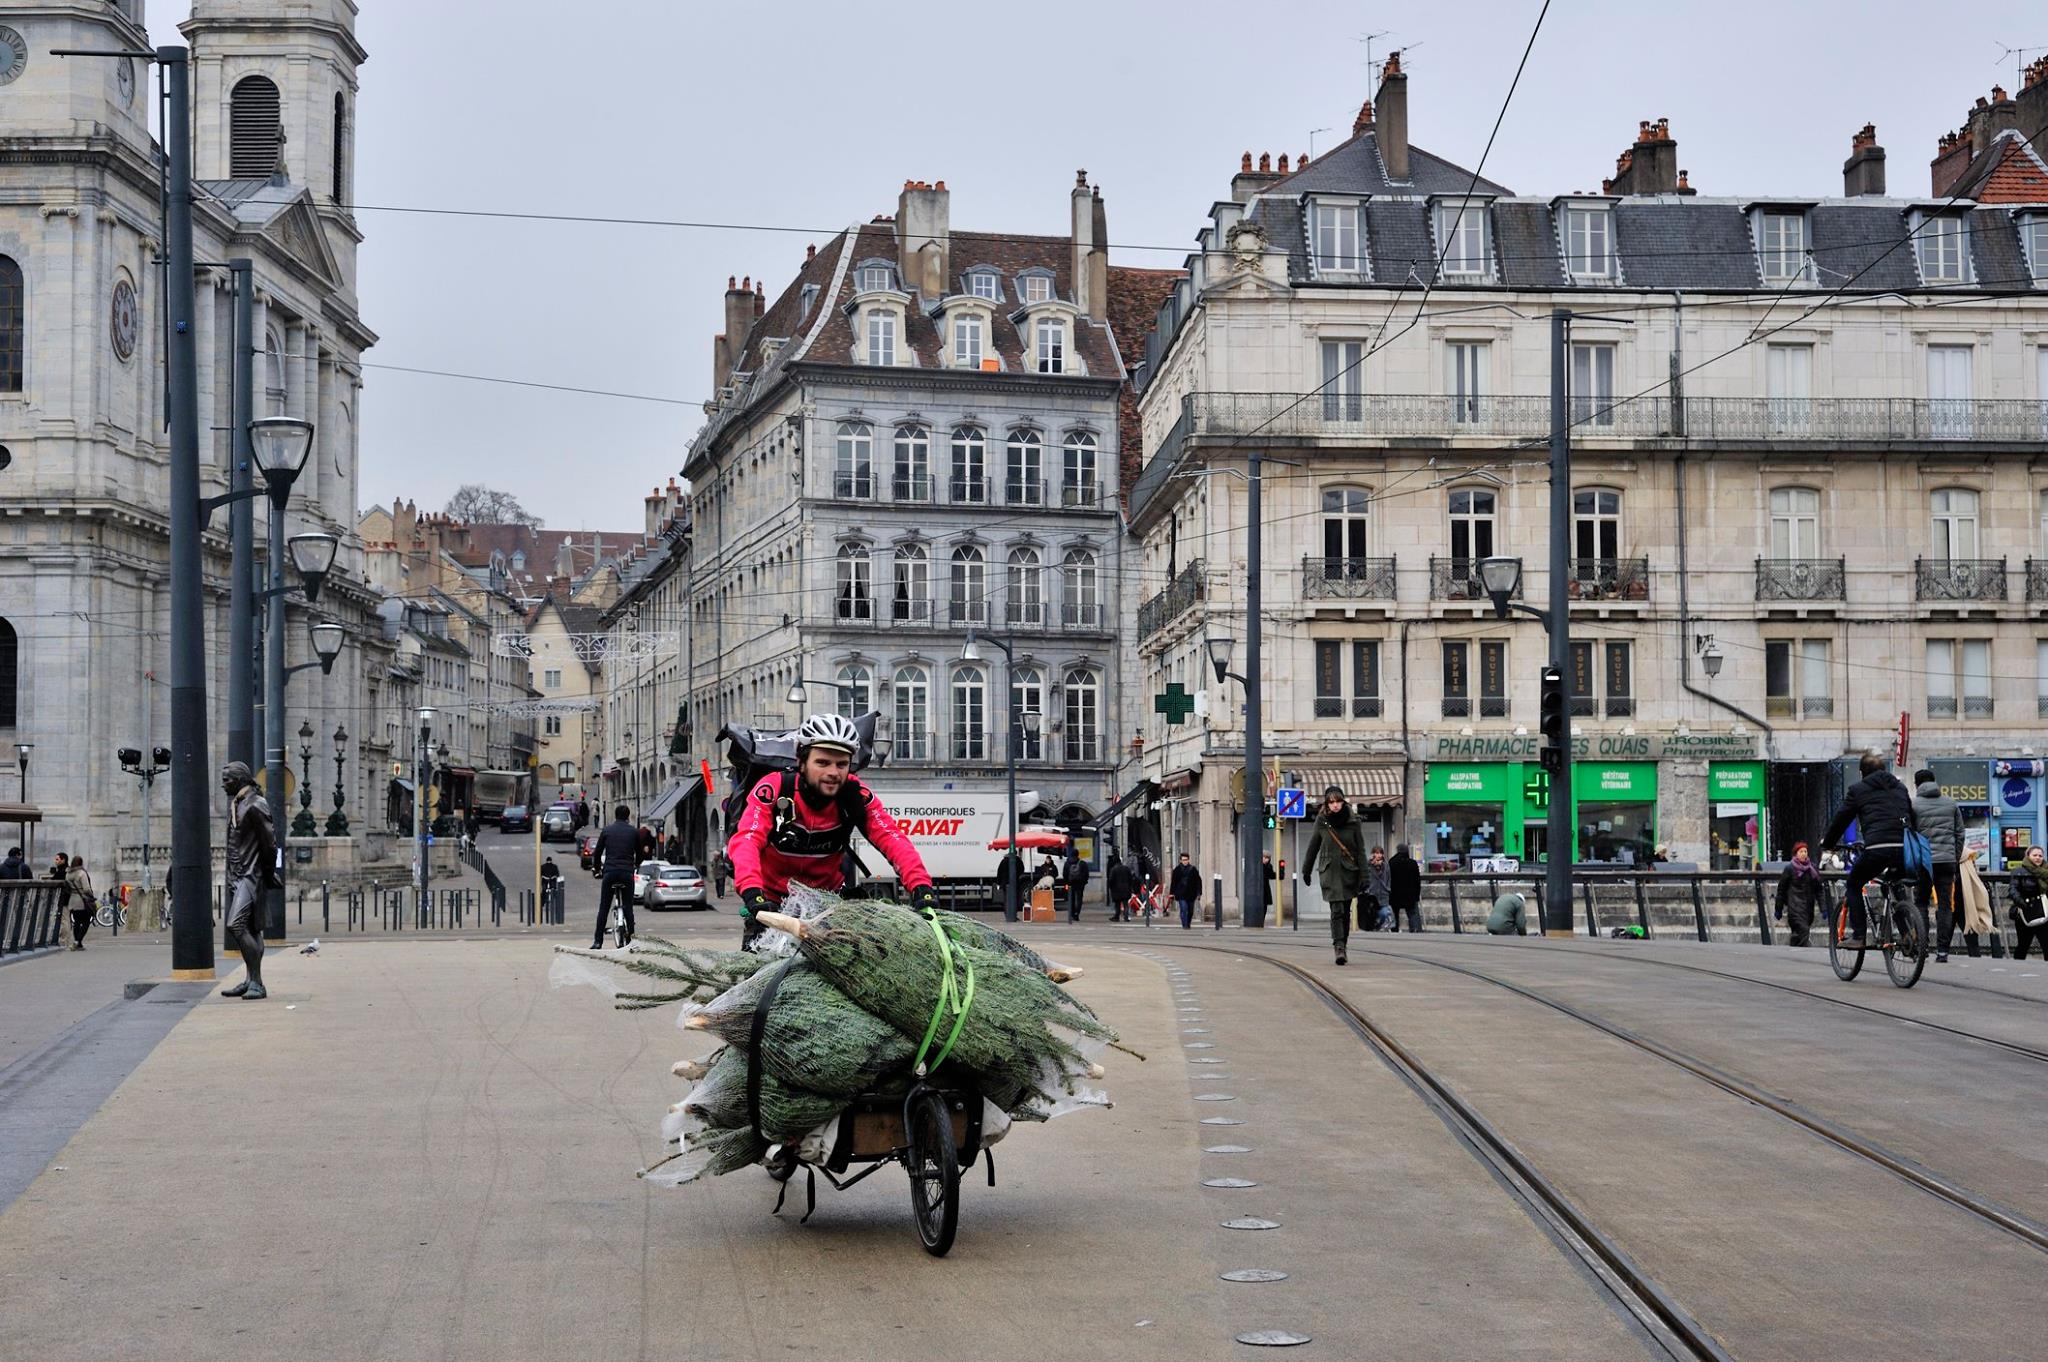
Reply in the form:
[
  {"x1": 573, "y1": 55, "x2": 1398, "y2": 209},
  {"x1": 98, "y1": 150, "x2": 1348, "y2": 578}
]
[
  {"x1": 1076, "y1": 168, "x2": 1088, "y2": 186},
  {"x1": 1258, "y1": 152, "x2": 1270, "y2": 172},
  {"x1": 1676, "y1": 169, "x2": 1690, "y2": 190},
  {"x1": 1299, "y1": 151, "x2": 1308, "y2": 168},
  {"x1": 1992, "y1": 85, "x2": 2008, "y2": 102},
  {"x1": 806, "y1": 243, "x2": 815, "y2": 260},
  {"x1": 1384, "y1": 49, "x2": 1401, "y2": 75},
  {"x1": 1353, "y1": 100, "x2": 1373, "y2": 134},
  {"x1": 1974, "y1": 96, "x2": 1988, "y2": 109},
  {"x1": 728, "y1": 275, "x2": 736, "y2": 289},
  {"x1": 1277, "y1": 154, "x2": 1290, "y2": 173},
  {"x1": 1241, "y1": 151, "x2": 1253, "y2": 172}
]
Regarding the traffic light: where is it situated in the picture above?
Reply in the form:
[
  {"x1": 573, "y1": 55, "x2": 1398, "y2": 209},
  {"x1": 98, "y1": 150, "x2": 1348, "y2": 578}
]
[
  {"x1": 1538, "y1": 666, "x2": 1567, "y2": 774},
  {"x1": 1263, "y1": 803, "x2": 1277, "y2": 831}
]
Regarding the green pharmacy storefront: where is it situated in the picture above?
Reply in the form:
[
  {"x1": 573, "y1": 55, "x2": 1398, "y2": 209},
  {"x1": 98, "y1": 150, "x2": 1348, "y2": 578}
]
[{"x1": 1424, "y1": 759, "x2": 1662, "y2": 868}]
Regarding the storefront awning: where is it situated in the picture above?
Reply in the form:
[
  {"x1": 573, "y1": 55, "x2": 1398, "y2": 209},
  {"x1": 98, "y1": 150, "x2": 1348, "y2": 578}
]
[
  {"x1": 0, "y1": 802, "x2": 43, "y2": 824},
  {"x1": 643, "y1": 775, "x2": 703, "y2": 824},
  {"x1": 446, "y1": 766, "x2": 478, "y2": 780},
  {"x1": 1159, "y1": 768, "x2": 1200, "y2": 796},
  {"x1": 1093, "y1": 780, "x2": 1155, "y2": 828},
  {"x1": 1297, "y1": 764, "x2": 1405, "y2": 809}
]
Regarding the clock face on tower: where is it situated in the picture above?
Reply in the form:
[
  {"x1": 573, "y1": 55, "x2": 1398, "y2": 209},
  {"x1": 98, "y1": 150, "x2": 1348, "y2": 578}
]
[
  {"x1": 111, "y1": 279, "x2": 138, "y2": 362},
  {"x1": 116, "y1": 57, "x2": 135, "y2": 106},
  {"x1": 0, "y1": 27, "x2": 27, "y2": 86}
]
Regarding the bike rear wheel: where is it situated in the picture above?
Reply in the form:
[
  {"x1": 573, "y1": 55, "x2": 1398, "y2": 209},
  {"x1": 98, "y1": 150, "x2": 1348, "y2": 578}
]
[
  {"x1": 905, "y1": 1089, "x2": 960, "y2": 1257},
  {"x1": 1883, "y1": 888, "x2": 1930, "y2": 989},
  {"x1": 1828, "y1": 902, "x2": 1865, "y2": 981}
]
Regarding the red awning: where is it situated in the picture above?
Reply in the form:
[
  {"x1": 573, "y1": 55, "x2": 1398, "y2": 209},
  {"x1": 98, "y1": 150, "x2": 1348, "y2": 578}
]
[{"x1": 988, "y1": 828, "x2": 1071, "y2": 851}]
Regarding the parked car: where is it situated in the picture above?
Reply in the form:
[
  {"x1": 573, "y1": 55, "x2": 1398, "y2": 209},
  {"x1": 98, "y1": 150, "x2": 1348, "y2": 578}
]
[
  {"x1": 539, "y1": 804, "x2": 576, "y2": 843},
  {"x1": 498, "y1": 803, "x2": 533, "y2": 834},
  {"x1": 638, "y1": 861, "x2": 709, "y2": 910},
  {"x1": 579, "y1": 831, "x2": 599, "y2": 872}
]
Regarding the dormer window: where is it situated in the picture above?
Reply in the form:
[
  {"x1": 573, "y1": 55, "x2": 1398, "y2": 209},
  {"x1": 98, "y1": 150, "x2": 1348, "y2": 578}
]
[
  {"x1": 798, "y1": 283, "x2": 820, "y2": 322},
  {"x1": 1915, "y1": 212, "x2": 1969, "y2": 285},
  {"x1": 1021, "y1": 272, "x2": 1053, "y2": 304},
  {"x1": 1433, "y1": 200, "x2": 1492, "y2": 280},
  {"x1": 967, "y1": 271, "x2": 1001, "y2": 300},
  {"x1": 1035, "y1": 317, "x2": 1066, "y2": 374},
  {"x1": 866, "y1": 310, "x2": 897, "y2": 366},
  {"x1": 2016, "y1": 212, "x2": 2047, "y2": 286},
  {"x1": 1757, "y1": 210, "x2": 1809, "y2": 284},
  {"x1": 1310, "y1": 199, "x2": 1364, "y2": 275},
  {"x1": 1561, "y1": 202, "x2": 1615, "y2": 280},
  {"x1": 858, "y1": 264, "x2": 896, "y2": 293},
  {"x1": 954, "y1": 313, "x2": 984, "y2": 369}
]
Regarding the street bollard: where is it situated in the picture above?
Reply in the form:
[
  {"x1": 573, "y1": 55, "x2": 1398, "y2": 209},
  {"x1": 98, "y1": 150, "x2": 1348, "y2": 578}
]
[
  {"x1": 1633, "y1": 875, "x2": 1651, "y2": 935},
  {"x1": 321, "y1": 881, "x2": 330, "y2": 933},
  {"x1": 1211, "y1": 873, "x2": 1223, "y2": 931},
  {"x1": 1689, "y1": 877, "x2": 1709, "y2": 941},
  {"x1": 1582, "y1": 877, "x2": 1599, "y2": 935},
  {"x1": 1447, "y1": 878, "x2": 1463, "y2": 933},
  {"x1": 1752, "y1": 876, "x2": 1773, "y2": 946}
]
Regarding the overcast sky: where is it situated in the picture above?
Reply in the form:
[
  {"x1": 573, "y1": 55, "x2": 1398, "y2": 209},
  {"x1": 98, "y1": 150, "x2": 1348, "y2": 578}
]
[{"x1": 151, "y1": 1, "x2": 2031, "y2": 530}]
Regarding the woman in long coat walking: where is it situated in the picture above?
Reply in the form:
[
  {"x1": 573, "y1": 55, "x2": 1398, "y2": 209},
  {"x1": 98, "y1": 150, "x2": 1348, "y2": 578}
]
[{"x1": 1301, "y1": 786, "x2": 1366, "y2": 965}]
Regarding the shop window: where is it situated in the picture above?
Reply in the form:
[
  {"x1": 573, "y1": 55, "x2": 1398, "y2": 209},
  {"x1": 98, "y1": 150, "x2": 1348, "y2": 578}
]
[
  {"x1": 1579, "y1": 798, "x2": 1656, "y2": 865},
  {"x1": 1427, "y1": 806, "x2": 1507, "y2": 864},
  {"x1": 1441, "y1": 641, "x2": 1470, "y2": 718},
  {"x1": 1568, "y1": 640, "x2": 1596, "y2": 717}
]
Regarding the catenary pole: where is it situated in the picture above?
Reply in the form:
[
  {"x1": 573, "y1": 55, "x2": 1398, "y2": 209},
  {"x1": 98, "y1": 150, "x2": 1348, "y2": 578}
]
[
  {"x1": 163, "y1": 47, "x2": 213, "y2": 980},
  {"x1": 263, "y1": 460, "x2": 289, "y2": 941},
  {"x1": 1242, "y1": 449, "x2": 1264, "y2": 928},
  {"x1": 1546, "y1": 310, "x2": 1575, "y2": 936}
]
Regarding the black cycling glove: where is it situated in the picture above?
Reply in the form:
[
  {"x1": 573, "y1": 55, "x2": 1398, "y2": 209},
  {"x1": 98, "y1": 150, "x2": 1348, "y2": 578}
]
[
  {"x1": 910, "y1": 884, "x2": 939, "y2": 914},
  {"x1": 739, "y1": 887, "x2": 768, "y2": 917}
]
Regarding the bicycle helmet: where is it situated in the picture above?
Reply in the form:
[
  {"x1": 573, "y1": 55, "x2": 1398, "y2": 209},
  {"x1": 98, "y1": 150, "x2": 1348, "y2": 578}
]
[{"x1": 796, "y1": 712, "x2": 861, "y2": 756}]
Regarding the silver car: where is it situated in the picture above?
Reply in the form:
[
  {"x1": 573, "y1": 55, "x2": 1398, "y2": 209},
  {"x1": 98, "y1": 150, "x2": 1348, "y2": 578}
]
[{"x1": 640, "y1": 862, "x2": 709, "y2": 910}]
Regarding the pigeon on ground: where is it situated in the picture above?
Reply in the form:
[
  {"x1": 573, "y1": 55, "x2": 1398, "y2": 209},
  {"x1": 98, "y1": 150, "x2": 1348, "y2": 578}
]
[{"x1": 300, "y1": 939, "x2": 320, "y2": 955}]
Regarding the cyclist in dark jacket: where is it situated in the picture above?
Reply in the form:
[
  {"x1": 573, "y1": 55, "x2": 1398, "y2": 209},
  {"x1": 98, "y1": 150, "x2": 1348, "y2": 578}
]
[
  {"x1": 1820, "y1": 753, "x2": 1921, "y2": 945},
  {"x1": 591, "y1": 805, "x2": 640, "y2": 948}
]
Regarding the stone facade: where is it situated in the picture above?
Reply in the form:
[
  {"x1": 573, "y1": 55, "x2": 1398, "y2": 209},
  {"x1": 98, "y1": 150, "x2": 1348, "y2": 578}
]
[{"x1": 0, "y1": 0, "x2": 383, "y2": 874}]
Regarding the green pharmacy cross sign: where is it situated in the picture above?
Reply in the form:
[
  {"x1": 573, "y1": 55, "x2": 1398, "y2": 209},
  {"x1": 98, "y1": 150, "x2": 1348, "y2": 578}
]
[
  {"x1": 1524, "y1": 767, "x2": 1551, "y2": 811},
  {"x1": 1154, "y1": 683, "x2": 1196, "y2": 725}
]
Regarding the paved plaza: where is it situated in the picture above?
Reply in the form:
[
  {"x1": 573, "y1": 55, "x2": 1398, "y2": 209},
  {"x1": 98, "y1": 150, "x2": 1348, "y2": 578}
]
[{"x1": 3, "y1": 912, "x2": 2045, "y2": 1360}]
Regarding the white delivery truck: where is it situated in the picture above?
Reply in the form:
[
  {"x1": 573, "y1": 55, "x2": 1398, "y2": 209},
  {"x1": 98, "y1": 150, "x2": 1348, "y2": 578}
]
[{"x1": 856, "y1": 787, "x2": 1040, "y2": 909}]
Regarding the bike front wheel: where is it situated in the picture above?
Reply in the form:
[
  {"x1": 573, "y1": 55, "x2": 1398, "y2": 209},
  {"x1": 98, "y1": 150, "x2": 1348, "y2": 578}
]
[
  {"x1": 905, "y1": 1089, "x2": 960, "y2": 1257},
  {"x1": 1884, "y1": 892, "x2": 1930, "y2": 989},
  {"x1": 1828, "y1": 903, "x2": 1865, "y2": 981}
]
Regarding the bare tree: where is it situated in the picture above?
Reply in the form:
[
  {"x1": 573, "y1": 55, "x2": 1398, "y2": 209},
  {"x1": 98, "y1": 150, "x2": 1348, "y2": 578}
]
[{"x1": 444, "y1": 483, "x2": 542, "y2": 528}]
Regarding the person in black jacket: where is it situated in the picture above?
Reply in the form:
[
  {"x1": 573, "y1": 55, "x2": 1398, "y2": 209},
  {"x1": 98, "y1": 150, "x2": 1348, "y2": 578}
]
[
  {"x1": 1105, "y1": 852, "x2": 1134, "y2": 922},
  {"x1": 1388, "y1": 843, "x2": 1423, "y2": 932},
  {"x1": 591, "y1": 805, "x2": 640, "y2": 948},
  {"x1": 1169, "y1": 852, "x2": 1202, "y2": 930},
  {"x1": 1772, "y1": 841, "x2": 1831, "y2": 948},
  {"x1": 1820, "y1": 753, "x2": 1922, "y2": 946}
]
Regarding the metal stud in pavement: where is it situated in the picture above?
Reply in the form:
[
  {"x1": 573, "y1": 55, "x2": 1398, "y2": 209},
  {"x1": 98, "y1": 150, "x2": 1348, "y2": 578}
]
[
  {"x1": 1236, "y1": 1329, "x2": 1311, "y2": 1346},
  {"x1": 1193, "y1": 1093, "x2": 1235, "y2": 1101},
  {"x1": 1220, "y1": 1269, "x2": 1288, "y2": 1283},
  {"x1": 1204, "y1": 1144, "x2": 1252, "y2": 1153},
  {"x1": 1184, "y1": 1042, "x2": 1215, "y2": 1049},
  {"x1": 1182, "y1": 1027, "x2": 1210, "y2": 1034},
  {"x1": 1203, "y1": 1177, "x2": 1258, "y2": 1188},
  {"x1": 1190, "y1": 1057, "x2": 1226, "y2": 1064},
  {"x1": 1199, "y1": 1116, "x2": 1245, "y2": 1125},
  {"x1": 1220, "y1": 1216, "x2": 1280, "y2": 1230}
]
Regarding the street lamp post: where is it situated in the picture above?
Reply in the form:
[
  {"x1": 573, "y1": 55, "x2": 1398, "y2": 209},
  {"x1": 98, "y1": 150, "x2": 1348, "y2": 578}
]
[
  {"x1": 1205, "y1": 634, "x2": 1267, "y2": 927},
  {"x1": 960, "y1": 632, "x2": 1024, "y2": 923},
  {"x1": 416, "y1": 708, "x2": 435, "y2": 917},
  {"x1": 13, "y1": 742, "x2": 30, "y2": 804},
  {"x1": 327, "y1": 724, "x2": 350, "y2": 836},
  {"x1": 293, "y1": 719, "x2": 317, "y2": 838},
  {"x1": 118, "y1": 745, "x2": 172, "y2": 897}
]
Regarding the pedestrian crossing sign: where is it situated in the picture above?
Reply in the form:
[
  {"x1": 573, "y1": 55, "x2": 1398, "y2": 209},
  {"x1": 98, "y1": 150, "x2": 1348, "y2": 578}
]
[{"x1": 1276, "y1": 788, "x2": 1306, "y2": 819}]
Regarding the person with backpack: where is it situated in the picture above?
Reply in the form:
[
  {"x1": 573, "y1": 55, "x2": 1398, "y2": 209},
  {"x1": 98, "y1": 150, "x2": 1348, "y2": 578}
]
[
  {"x1": 728, "y1": 713, "x2": 934, "y2": 949},
  {"x1": 1819, "y1": 752, "x2": 1922, "y2": 948},
  {"x1": 1301, "y1": 784, "x2": 1367, "y2": 965},
  {"x1": 1910, "y1": 769, "x2": 1966, "y2": 962}
]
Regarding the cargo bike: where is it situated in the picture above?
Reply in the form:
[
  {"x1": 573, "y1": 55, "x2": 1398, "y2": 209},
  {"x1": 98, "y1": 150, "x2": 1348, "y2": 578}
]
[{"x1": 747, "y1": 956, "x2": 996, "y2": 1257}]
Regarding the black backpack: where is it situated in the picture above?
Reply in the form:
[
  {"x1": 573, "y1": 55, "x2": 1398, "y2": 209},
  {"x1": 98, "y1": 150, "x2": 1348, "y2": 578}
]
[{"x1": 715, "y1": 712, "x2": 881, "y2": 844}]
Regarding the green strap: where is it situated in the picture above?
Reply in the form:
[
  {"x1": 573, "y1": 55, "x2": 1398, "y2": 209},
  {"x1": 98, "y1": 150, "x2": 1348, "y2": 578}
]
[{"x1": 911, "y1": 912, "x2": 976, "y2": 1076}]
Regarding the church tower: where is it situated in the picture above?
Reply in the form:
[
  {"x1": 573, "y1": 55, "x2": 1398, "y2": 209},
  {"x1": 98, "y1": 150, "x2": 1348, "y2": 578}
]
[{"x1": 182, "y1": 0, "x2": 366, "y2": 298}]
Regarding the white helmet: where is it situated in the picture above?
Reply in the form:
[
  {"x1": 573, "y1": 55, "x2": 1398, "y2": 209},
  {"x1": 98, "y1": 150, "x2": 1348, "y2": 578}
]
[{"x1": 797, "y1": 712, "x2": 860, "y2": 756}]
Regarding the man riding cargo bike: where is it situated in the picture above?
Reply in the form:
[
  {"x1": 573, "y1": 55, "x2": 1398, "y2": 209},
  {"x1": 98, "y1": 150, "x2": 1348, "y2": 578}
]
[{"x1": 726, "y1": 712, "x2": 937, "y2": 949}]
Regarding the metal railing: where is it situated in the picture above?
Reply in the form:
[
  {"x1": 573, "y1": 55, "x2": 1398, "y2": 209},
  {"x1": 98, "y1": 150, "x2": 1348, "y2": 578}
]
[
  {"x1": 1179, "y1": 391, "x2": 2048, "y2": 444},
  {"x1": 1005, "y1": 477, "x2": 1045, "y2": 506},
  {"x1": 949, "y1": 476, "x2": 988, "y2": 504},
  {"x1": 1060, "y1": 602, "x2": 1106, "y2": 630},
  {"x1": 0, "y1": 883, "x2": 65, "y2": 956},
  {"x1": 1767, "y1": 695, "x2": 1835, "y2": 719},
  {"x1": 1568, "y1": 556, "x2": 1650, "y2": 602},
  {"x1": 1755, "y1": 557, "x2": 1846, "y2": 601},
  {"x1": 1430, "y1": 556, "x2": 1517, "y2": 601},
  {"x1": 892, "y1": 473, "x2": 933, "y2": 502},
  {"x1": 832, "y1": 472, "x2": 873, "y2": 499},
  {"x1": 1302, "y1": 555, "x2": 1397, "y2": 600},
  {"x1": 1138, "y1": 557, "x2": 1204, "y2": 641},
  {"x1": 2028, "y1": 559, "x2": 2048, "y2": 602},
  {"x1": 1915, "y1": 557, "x2": 2006, "y2": 601},
  {"x1": 1061, "y1": 480, "x2": 1100, "y2": 508}
]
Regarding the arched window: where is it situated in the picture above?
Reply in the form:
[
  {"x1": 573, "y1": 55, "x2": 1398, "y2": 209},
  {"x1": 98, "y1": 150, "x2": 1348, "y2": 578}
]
[
  {"x1": 1931, "y1": 487, "x2": 1980, "y2": 561},
  {"x1": 1062, "y1": 667, "x2": 1101, "y2": 763},
  {"x1": 1320, "y1": 487, "x2": 1369, "y2": 575},
  {"x1": 949, "y1": 544, "x2": 988, "y2": 625},
  {"x1": 1011, "y1": 665, "x2": 1044, "y2": 760},
  {"x1": 1006, "y1": 430, "x2": 1043, "y2": 505},
  {"x1": 951, "y1": 665, "x2": 987, "y2": 760},
  {"x1": 892, "y1": 425, "x2": 931, "y2": 502},
  {"x1": 950, "y1": 426, "x2": 987, "y2": 503},
  {"x1": 1006, "y1": 546, "x2": 1043, "y2": 627},
  {"x1": 835, "y1": 542, "x2": 872, "y2": 620},
  {"x1": 0, "y1": 617, "x2": 16, "y2": 728},
  {"x1": 1061, "y1": 548, "x2": 1100, "y2": 628},
  {"x1": 1769, "y1": 486, "x2": 1820, "y2": 559},
  {"x1": 835, "y1": 663, "x2": 873, "y2": 719},
  {"x1": 230, "y1": 75, "x2": 283, "y2": 179},
  {"x1": 1061, "y1": 432, "x2": 1098, "y2": 506},
  {"x1": 891, "y1": 543, "x2": 929, "y2": 622},
  {"x1": 0, "y1": 255, "x2": 21, "y2": 393},
  {"x1": 834, "y1": 421, "x2": 873, "y2": 498},
  {"x1": 331, "y1": 92, "x2": 348, "y2": 202},
  {"x1": 893, "y1": 665, "x2": 930, "y2": 760}
]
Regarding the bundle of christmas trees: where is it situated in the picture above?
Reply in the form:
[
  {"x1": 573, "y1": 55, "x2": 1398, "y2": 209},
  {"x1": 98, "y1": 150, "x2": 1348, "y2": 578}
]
[{"x1": 549, "y1": 887, "x2": 1133, "y2": 1186}]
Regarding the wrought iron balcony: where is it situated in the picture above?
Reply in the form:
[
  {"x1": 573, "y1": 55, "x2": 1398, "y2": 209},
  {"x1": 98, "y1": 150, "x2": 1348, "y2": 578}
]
[
  {"x1": 1302, "y1": 556, "x2": 1397, "y2": 600},
  {"x1": 1431, "y1": 556, "x2": 1518, "y2": 602},
  {"x1": 892, "y1": 474, "x2": 933, "y2": 502},
  {"x1": 1060, "y1": 480, "x2": 1101, "y2": 509},
  {"x1": 949, "y1": 476, "x2": 989, "y2": 504},
  {"x1": 832, "y1": 472, "x2": 874, "y2": 499},
  {"x1": 1929, "y1": 696, "x2": 1995, "y2": 719},
  {"x1": 1005, "y1": 477, "x2": 1045, "y2": 507},
  {"x1": 1178, "y1": 392, "x2": 2048, "y2": 444},
  {"x1": 1756, "y1": 558, "x2": 1846, "y2": 602},
  {"x1": 1568, "y1": 557, "x2": 1650, "y2": 602},
  {"x1": 1770, "y1": 695, "x2": 1836, "y2": 720},
  {"x1": 1915, "y1": 557, "x2": 2006, "y2": 602},
  {"x1": 2028, "y1": 559, "x2": 2048, "y2": 602},
  {"x1": 1059, "y1": 602, "x2": 1106, "y2": 630},
  {"x1": 1138, "y1": 558, "x2": 1204, "y2": 642}
]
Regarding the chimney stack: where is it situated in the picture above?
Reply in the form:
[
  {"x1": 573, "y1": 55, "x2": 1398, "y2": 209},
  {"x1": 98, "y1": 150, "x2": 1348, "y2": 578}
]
[
  {"x1": 718, "y1": 274, "x2": 752, "y2": 389},
  {"x1": 1843, "y1": 123, "x2": 1886, "y2": 197},
  {"x1": 1964, "y1": 85, "x2": 2020, "y2": 157},
  {"x1": 1071, "y1": 170, "x2": 1094, "y2": 316},
  {"x1": 2019, "y1": 57, "x2": 2048, "y2": 156},
  {"x1": 1930, "y1": 128, "x2": 1972, "y2": 197},
  {"x1": 1352, "y1": 99, "x2": 1373, "y2": 136},
  {"x1": 1375, "y1": 51, "x2": 1409, "y2": 182},
  {"x1": 896, "y1": 180, "x2": 951, "y2": 298},
  {"x1": 1604, "y1": 118, "x2": 1678, "y2": 195},
  {"x1": 1230, "y1": 150, "x2": 1282, "y2": 203}
]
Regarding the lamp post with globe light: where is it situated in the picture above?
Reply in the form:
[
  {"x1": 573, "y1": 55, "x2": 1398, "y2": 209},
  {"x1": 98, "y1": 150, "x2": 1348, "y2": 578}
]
[{"x1": 327, "y1": 724, "x2": 350, "y2": 836}]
